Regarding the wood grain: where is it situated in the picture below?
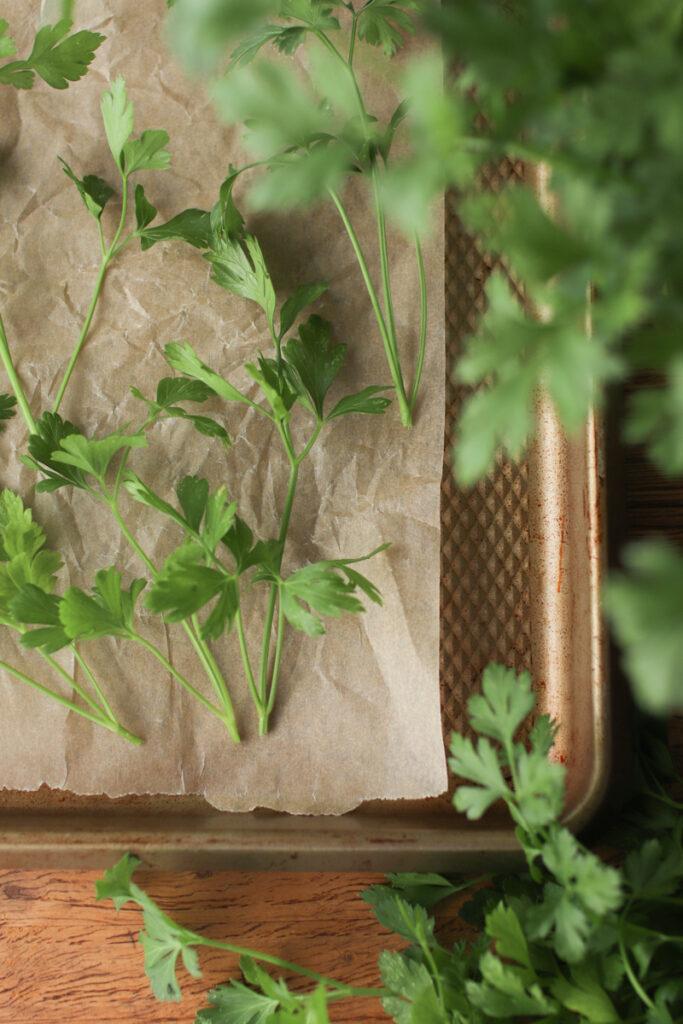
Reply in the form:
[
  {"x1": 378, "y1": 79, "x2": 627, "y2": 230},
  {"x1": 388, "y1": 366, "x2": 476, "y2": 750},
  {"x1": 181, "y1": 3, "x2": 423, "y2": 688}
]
[{"x1": 0, "y1": 416, "x2": 681, "y2": 1022}]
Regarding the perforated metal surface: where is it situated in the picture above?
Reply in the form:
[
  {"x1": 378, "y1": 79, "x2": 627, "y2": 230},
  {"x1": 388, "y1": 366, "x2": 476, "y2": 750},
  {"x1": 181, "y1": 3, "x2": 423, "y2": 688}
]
[{"x1": 440, "y1": 159, "x2": 530, "y2": 736}]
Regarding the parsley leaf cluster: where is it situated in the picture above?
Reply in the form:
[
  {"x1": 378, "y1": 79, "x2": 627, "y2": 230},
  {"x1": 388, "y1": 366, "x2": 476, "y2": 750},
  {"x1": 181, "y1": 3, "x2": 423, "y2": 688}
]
[{"x1": 97, "y1": 664, "x2": 683, "y2": 1022}]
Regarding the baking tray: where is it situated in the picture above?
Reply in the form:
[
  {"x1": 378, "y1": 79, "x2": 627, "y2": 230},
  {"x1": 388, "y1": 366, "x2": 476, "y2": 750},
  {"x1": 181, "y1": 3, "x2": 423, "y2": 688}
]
[{"x1": 0, "y1": 166, "x2": 611, "y2": 870}]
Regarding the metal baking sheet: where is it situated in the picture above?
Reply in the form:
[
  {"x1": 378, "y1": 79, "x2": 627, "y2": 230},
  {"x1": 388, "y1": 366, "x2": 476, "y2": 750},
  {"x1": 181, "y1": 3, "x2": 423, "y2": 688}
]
[{"x1": 0, "y1": 178, "x2": 611, "y2": 870}]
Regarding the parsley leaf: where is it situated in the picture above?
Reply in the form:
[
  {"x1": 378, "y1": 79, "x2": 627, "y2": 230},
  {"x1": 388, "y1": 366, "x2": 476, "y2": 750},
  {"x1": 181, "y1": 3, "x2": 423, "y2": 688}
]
[
  {"x1": 326, "y1": 385, "x2": 392, "y2": 420},
  {"x1": 279, "y1": 282, "x2": 328, "y2": 341},
  {"x1": 0, "y1": 393, "x2": 16, "y2": 432},
  {"x1": 0, "y1": 20, "x2": 103, "y2": 90},
  {"x1": 60, "y1": 567, "x2": 146, "y2": 641},
  {"x1": 60, "y1": 158, "x2": 114, "y2": 220},
  {"x1": 95, "y1": 853, "x2": 201, "y2": 1001},
  {"x1": 23, "y1": 413, "x2": 88, "y2": 492},
  {"x1": 101, "y1": 76, "x2": 134, "y2": 170},
  {"x1": 0, "y1": 491, "x2": 62, "y2": 635},
  {"x1": 138, "y1": 208, "x2": 212, "y2": 251},
  {"x1": 604, "y1": 541, "x2": 683, "y2": 714},
  {"x1": 197, "y1": 980, "x2": 279, "y2": 1024},
  {"x1": 11, "y1": 585, "x2": 69, "y2": 653},
  {"x1": 284, "y1": 315, "x2": 346, "y2": 418},
  {"x1": 164, "y1": 342, "x2": 252, "y2": 407},
  {"x1": 356, "y1": 0, "x2": 418, "y2": 56},
  {"x1": 123, "y1": 129, "x2": 171, "y2": 174},
  {"x1": 205, "y1": 233, "x2": 277, "y2": 329},
  {"x1": 52, "y1": 431, "x2": 147, "y2": 484}
]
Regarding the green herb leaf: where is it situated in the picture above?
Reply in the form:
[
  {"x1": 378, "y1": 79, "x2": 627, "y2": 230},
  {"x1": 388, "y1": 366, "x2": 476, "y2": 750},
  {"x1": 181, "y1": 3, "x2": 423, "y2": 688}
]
[
  {"x1": 0, "y1": 393, "x2": 16, "y2": 432},
  {"x1": 52, "y1": 432, "x2": 147, "y2": 483},
  {"x1": 604, "y1": 541, "x2": 683, "y2": 714},
  {"x1": 60, "y1": 567, "x2": 146, "y2": 641},
  {"x1": 0, "y1": 19, "x2": 16, "y2": 59},
  {"x1": 165, "y1": 342, "x2": 251, "y2": 406},
  {"x1": 279, "y1": 282, "x2": 328, "y2": 340},
  {"x1": 12, "y1": 585, "x2": 69, "y2": 653},
  {"x1": 147, "y1": 561, "x2": 228, "y2": 623},
  {"x1": 356, "y1": 0, "x2": 418, "y2": 56},
  {"x1": 466, "y1": 951, "x2": 556, "y2": 1017},
  {"x1": 139, "y1": 208, "x2": 212, "y2": 252},
  {"x1": 205, "y1": 233, "x2": 276, "y2": 328},
  {"x1": 24, "y1": 413, "x2": 88, "y2": 492},
  {"x1": 101, "y1": 76, "x2": 134, "y2": 171},
  {"x1": 362, "y1": 886, "x2": 435, "y2": 944},
  {"x1": 245, "y1": 357, "x2": 296, "y2": 420},
  {"x1": 196, "y1": 980, "x2": 279, "y2": 1024},
  {"x1": 176, "y1": 475, "x2": 209, "y2": 533},
  {"x1": 230, "y1": 24, "x2": 307, "y2": 68},
  {"x1": 385, "y1": 872, "x2": 467, "y2": 910},
  {"x1": 0, "y1": 491, "x2": 62, "y2": 628},
  {"x1": 60, "y1": 158, "x2": 115, "y2": 220},
  {"x1": 124, "y1": 472, "x2": 190, "y2": 532},
  {"x1": 326, "y1": 385, "x2": 392, "y2": 420},
  {"x1": 134, "y1": 183, "x2": 157, "y2": 229},
  {"x1": 468, "y1": 664, "x2": 535, "y2": 747},
  {"x1": 15, "y1": 20, "x2": 104, "y2": 90},
  {"x1": 123, "y1": 129, "x2": 171, "y2": 175},
  {"x1": 284, "y1": 315, "x2": 346, "y2": 418},
  {"x1": 449, "y1": 733, "x2": 509, "y2": 819}
]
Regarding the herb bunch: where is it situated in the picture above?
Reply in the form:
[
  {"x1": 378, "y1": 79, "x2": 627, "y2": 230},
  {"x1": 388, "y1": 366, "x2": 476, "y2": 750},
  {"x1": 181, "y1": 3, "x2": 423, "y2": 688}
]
[
  {"x1": 1, "y1": 22, "x2": 391, "y2": 740},
  {"x1": 98, "y1": 664, "x2": 683, "y2": 1022},
  {"x1": 166, "y1": 0, "x2": 430, "y2": 428}
]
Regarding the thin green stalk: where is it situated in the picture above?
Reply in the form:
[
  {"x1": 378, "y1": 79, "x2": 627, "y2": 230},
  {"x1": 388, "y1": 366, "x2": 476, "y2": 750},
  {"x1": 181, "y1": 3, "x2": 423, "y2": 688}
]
[
  {"x1": 0, "y1": 658, "x2": 141, "y2": 743},
  {"x1": 235, "y1": 605, "x2": 263, "y2": 715},
  {"x1": 0, "y1": 312, "x2": 36, "y2": 434},
  {"x1": 410, "y1": 236, "x2": 428, "y2": 411},
  {"x1": 195, "y1": 933, "x2": 384, "y2": 998},
  {"x1": 105, "y1": 494, "x2": 240, "y2": 742},
  {"x1": 327, "y1": 188, "x2": 411, "y2": 425},
  {"x1": 257, "y1": 454, "x2": 299, "y2": 708},
  {"x1": 348, "y1": 9, "x2": 358, "y2": 65},
  {"x1": 71, "y1": 645, "x2": 117, "y2": 722},
  {"x1": 132, "y1": 632, "x2": 228, "y2": 725},
  {"x1": 52, "y1": 174, "x2": 130, "y2": 414},
  {"x1": 371, "y1": 164, "x2": 399, "y2": 358},
  {"x1": 619, "y1": 927, "x2": 655, "y2": 1010},
  {"x1": 39, "y1": 647, "x2": 107, "y2": 718},
  {"x1": 257, "y1": 420, "x2": 324, "y2": 732},
  {"x1": 261, "y1": 598, "x2": 284, "y2": 733}
]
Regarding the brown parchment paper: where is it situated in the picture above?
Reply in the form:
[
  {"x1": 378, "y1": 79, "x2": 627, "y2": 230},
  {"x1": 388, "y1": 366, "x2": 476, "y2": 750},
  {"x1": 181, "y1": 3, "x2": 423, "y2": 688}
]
[{"x1": 0, "y1": 0, "x2": 446, "y2": 814}]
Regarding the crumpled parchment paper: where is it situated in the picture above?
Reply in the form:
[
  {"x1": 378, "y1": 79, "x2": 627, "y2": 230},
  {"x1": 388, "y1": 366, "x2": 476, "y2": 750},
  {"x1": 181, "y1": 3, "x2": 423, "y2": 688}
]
[{"x1": 0, "y1": 0, "x2": 446, "y2": 813}]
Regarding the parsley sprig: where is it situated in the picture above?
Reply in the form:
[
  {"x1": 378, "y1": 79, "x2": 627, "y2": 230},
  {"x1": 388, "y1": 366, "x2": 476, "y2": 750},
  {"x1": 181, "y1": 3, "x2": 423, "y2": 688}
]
[
  {"x1": 0, "y1": 486, "x2": 141, "y2": 744},
  {"x1": 97, "y1": 664, "x2": 683, "y2": 1021},
  {"x1": 166, "y1": 0, "x2": 427, "y2": 428}
]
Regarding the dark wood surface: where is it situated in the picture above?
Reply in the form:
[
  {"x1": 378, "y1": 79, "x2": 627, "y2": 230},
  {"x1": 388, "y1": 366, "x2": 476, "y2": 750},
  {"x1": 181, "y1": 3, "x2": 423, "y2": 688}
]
[{"x1": 0, "y1": 429, "x2": 681, "y2": 1023}]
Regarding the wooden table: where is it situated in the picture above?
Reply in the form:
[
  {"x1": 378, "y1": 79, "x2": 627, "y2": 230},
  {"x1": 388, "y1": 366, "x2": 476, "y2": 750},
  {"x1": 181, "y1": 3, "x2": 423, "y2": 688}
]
[{"x1": 1, "y1": 431, "x2": 681, "y2": 1024}]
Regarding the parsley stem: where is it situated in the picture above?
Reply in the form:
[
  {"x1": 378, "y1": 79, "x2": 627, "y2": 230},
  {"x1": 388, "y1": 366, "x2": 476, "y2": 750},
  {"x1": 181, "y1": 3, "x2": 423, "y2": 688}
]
[
  {"x1": 261, "y1": 596, "x2": 284, "y2": 733},
  {"x1": 72, "y1": 644, "x2": 118, "y2": 722},
  {"x1": 619, "y1": 923, "x2": 655, "y2": 1009},
  {"x1": 410, "y1": 236, "x2": 428, "y2": 412},
  {"x1": 348, "y1": 10, "x2": 358, "y2": 65},
  {"x1": 327, "y1": 187, "x2": 411, "y2": 426},
  {"x1": 195, "y1": 934, "x2": 384, "y2": 998},
  {"x1": 0, "y1": 658, "x2": 141, "y2": 742},
  {"x1": 52, "y1": 174, "x2": 130, "y2": 414},
  {"x1": 104, "y1": 493, "x2": 240, "y2": 741},
  {"x1": 131, "y1": 631, "x2": 228, "y2": 724},
  {"x1": 235, "y1": 604, "x2": 263, "y2": 715},
  {"x1": 0, "y1": 312, "x2": 36, "y2": 434},
  {"x1": 257, "y1": 456, "x2": 298, "y2": 714}
]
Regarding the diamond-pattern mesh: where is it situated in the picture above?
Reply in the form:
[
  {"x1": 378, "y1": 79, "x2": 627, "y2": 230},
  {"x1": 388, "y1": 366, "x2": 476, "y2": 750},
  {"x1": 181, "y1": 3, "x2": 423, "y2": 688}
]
[{"x1": 440, "y1": 158, "x2": 530, "y2": 736}]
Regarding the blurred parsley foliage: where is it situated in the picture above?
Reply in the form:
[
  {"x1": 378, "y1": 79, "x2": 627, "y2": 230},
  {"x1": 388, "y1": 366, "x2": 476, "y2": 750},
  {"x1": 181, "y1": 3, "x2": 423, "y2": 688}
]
[
  {"x1": 98, "y1": 665, "x2": 683, "y2": 1023},
  {"x1": 164, "y1": 0, "x2": 683, "y2": 711}
]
